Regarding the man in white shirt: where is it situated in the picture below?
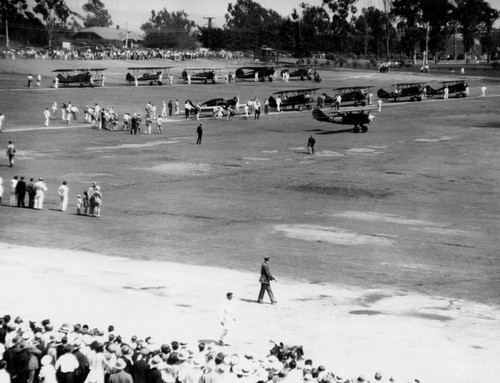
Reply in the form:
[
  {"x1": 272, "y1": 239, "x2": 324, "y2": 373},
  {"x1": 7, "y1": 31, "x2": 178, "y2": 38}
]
[
  {"x1": 0, "y1": 112, "x2": 4, "y2": 132},
  {"x1": 10, "y1": 176, "x2": 18, "y2": 206},
  {"x1": 58, "y1": 181, "x2": 69, "y2": 211},
  {"x1": 219, "y1": 292, "x2": 236, "y2": 346},
  {"x1": 44, "y1": 108, "x2": 51, "y2": 127},
  {"x1": 34, "y1": 177, "x2": 48, "y2": 210}
]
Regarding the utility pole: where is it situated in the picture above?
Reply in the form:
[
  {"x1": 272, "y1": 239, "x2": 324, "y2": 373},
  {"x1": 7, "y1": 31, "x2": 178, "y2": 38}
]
[
  {"x1": 203, "y1": 17, "x2": 215, "y2": 49},
  {"x1": 6, "y1": 20, "x2": 9, "y2": 49},
  {"x1": 203, "y1": 17, "x2": 215, "y2": 29}
]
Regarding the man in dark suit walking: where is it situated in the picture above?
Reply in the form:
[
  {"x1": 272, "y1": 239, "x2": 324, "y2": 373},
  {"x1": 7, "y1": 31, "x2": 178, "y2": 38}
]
[{"x1": 258, "y1": 257, "x2": 277, "y2": 304}]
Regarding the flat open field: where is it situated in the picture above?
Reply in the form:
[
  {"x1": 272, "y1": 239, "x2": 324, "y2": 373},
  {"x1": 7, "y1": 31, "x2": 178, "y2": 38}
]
[{"x1": 1, "y1": 59, "x2": 499, "y2": 382}]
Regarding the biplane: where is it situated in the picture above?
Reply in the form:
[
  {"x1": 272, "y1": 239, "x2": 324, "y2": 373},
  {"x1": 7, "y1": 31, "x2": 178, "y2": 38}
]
[
  {"x1": 426, "y1": 80, "x2": 469, "y2": 98},
  {"x1": 332, "y1": 86, "x2": 373, "y2": 106},
  {"x1": 185, "y1": 97, "x2": 240, "y2": 115},
  {"x1": 235, "y1": 66, "x2": 275, "y2": 82},
  {"x1": 377, "y1": 82, "x2": 426, "y2": 102},
  {"x1": 181, "y1": 68, "x2": 223, "y2": 84},
  {"x1": 52, "y1": 68, "x2": 107, "y2": 87},
  {"x1": 125, "y1": 66, "x2": 173, "y2": 86},
  {"x1": 268, "y1": 88, "x2": 320, "y2": 111},
  {"x1": 312, "y1": 107, "x2": 376, "y2": 133},
  {"x1": 280, "y1": 65, "x2": 313, "y2": 81}
]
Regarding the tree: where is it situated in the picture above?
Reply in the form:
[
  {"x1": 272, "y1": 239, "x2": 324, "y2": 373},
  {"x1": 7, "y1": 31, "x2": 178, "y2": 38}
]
[
  {"x1": 82, "y1": 0, "x2": 112, "y2": 28},
  {"x1": 381, "y1": 0, "x2": 393, "y2": 59},
  {"x1": 33, "y1": 0, "x2": 75, "y2": 47},
  {"x1": 0, "y1": 0, "x2": 44, "y2": 45},
  {"x1": 392, "y1": 0, "x2": 424, "y2": 62},
  {"x1": 141, "y1": 9, "x2": 197, "y2": 49},
  {"x1": 225, "y1": 0, "x2": 285, "y2": 49},
  {"x1": 355, "y1": 7, "x2": 388, "y2": 59},
  {"x1": 421, "y1": 0, "x2": 455, "y2": 62},
  {"x1": 322, "y1": 0, "x2": 357, "y2": 52},
  {"x1": 454, "y1": 0, "x2": 499, "y2": 59}
]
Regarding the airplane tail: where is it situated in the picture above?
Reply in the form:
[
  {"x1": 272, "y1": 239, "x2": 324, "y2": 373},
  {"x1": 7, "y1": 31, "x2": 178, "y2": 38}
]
[
  {"x1": 125, "y1": 73, "x2": 134, "y2": 82},
  {"x1": 377, "y1": 88, "x2": 389, "y2": 99},
  {"x1": 312, "y1": 108, "x2": 330, "y2": 122}
]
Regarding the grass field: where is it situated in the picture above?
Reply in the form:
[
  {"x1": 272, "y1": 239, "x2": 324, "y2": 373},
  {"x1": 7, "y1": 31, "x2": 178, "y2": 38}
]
[{"x1": 1, "y1": 58, "x2": 499, "y2": 382}]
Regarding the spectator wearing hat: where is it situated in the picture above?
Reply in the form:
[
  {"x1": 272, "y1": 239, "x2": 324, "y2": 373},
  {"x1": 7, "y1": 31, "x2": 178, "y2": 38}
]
[
  {"x1": 177, "y1": 355, "x2": 204, "y2": 383},
  {"x1": 55, "y1": 344, "x2": 79, "y2": 383},
  {"x1": 218, "y1": 292, "x2": 236, "y2": 347},
  {"x1": 4, "y1": 336, "x2": 30, "y2": 383},
  {"x1": 4, "y1": 322, "x2": 19, "y2": 349},
  {"x1": 39, "y1": 356, "x2": 57, "y2": 383},
  {"x1": 72, "y1": 340, "x2": 89, "y2": 383},
  {"x1": 257, "y1": 257, "x2": 277, "y2": 304},
  {"x1": 148, "y1": 356, "x2": 164, "y2": 383},
  {"x1": 162, "y1": 353, "x2": 178, "y2": 383},
  {"x1": 86, "y1": 343, "x2": 106, "y2": 383},
  {"x1": 130, "y1": 349, "x2": 149, "y2": 383},
  {"x1": 107, "y1": 359, "x2": 132, "y2": 383},
  {"x1": 119, "y1": 346, "x2": 133, "y2": 376}
]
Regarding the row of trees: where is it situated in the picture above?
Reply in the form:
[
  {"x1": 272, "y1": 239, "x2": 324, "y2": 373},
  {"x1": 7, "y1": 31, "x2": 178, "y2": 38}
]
[
  {"x1": 1, "y1": 0, "x2": 499, "y2": 62},
  {"x1": 0, "y1": 0, "x2": 112, "y2": 47},
  {"x1": 198, "y1": 0, "x2": 500, "y2": 61}
]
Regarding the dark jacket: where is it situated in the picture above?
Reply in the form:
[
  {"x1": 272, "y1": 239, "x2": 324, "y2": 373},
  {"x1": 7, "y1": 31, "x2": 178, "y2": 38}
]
[{"x1": 259, "y1": 261, "x2": 275, "y2": 284}]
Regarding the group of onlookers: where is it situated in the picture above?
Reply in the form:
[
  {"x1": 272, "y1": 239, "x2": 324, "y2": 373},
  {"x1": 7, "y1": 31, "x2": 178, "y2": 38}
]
[
  {"x1": 0, "y1": 314, "x2": 405, "y2": 383},
  {"x1": 0, "y1": 175, "x2": 48, "y2": 210},
  {"x1": 0, "y1": 177, "x2": 102, "y2": 217}
]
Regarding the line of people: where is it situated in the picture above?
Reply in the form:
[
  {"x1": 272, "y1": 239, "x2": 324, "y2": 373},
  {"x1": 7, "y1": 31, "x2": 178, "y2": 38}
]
[
  {"x1": 0, "y1": 177, "x2": 102, "y2": 217},
  {"x1": 0, "y1": 314, "x2": 406, "y2": 383}
]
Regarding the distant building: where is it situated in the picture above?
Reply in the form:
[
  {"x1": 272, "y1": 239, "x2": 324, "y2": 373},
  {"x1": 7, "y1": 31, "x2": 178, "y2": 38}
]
[
  {"x1": 254, "y1": 46, "x2": 279, "y2": 64},
  {"x1": 72, "y1": 26, "x2": 144, "y2": 48}
]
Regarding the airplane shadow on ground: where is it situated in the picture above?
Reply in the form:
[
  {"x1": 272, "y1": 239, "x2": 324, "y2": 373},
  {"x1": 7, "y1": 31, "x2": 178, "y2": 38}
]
[
  {"x1": 317, "y1": 128, "x2": 356, "y2": 135},
  {"x1": 305, "y1": 128, "x2": 356, "y2": 135}
]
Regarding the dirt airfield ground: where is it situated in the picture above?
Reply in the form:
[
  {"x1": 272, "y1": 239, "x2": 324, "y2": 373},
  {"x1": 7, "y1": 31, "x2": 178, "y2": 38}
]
[{"x1": 0, "y1": 59, "x2": 499, "y2": 382}]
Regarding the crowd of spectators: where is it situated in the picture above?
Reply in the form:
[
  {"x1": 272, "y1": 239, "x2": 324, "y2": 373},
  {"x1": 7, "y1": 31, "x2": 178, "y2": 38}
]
[
  {"x1": 0, "y1": 314, "x2": 410, "y2": 383},
  {"x1": 1, "y1": 47, "x2": 245, "y2": 62}
]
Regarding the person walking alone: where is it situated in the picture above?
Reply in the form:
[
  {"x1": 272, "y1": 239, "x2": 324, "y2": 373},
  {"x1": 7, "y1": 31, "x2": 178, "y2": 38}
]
[
  {"x1": 258, "y1": 257, "x2": 277, "y2": 304},
  {"x1": 307, "y1": 135, "x2": 316, "y2": 154},
  {"x1": 196, "y1": 123, "x2": 203, "y2": 145},
  {"x1": 219, "y1": 292, "x2": 236, "y2": 346},
  {"x1": 7, "y1": 141, "x2": 15, "y2": 167}
]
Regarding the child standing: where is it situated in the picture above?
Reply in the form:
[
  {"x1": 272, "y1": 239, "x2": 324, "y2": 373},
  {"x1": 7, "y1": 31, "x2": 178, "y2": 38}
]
[
  {"x1": 156, "y1": 117, "x2": 163, "y2": 134},
  {"x1": 76, "y1": 194, "x2": 82, "y2": 215}
]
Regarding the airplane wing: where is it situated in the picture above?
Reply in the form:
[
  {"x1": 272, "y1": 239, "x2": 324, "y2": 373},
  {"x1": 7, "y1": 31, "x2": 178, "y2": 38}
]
[{"x1": 272, "y1": 87, "x2": 321, "y2": 95}]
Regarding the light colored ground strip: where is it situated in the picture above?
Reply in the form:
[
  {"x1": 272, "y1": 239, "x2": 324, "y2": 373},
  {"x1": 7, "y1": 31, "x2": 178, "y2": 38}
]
[
  {"x1": 148, "y1": 162, "x2": 212, "y2": 174},
  {"x1": 261, "y1": 150, "x2": 278, "y2": 153},
  {"x1": 333, "y1": 211, "x2": 448, "y2": 227},
  {"x1": 87, "y1": 141, "x2": 179, "y2": 151},
  {"x1": 414, "y1": 136, "x2": 453, "y2": 142},
  {"x1": 241, "y1": 157, "x2": 270, "y2": 161},
  {"x1": 4, "y1": 124, "x2": 86, "y2": 132},
  {"x1": 316, "y1": 151, "x2": 344, "y2": 157},
  {"x1": 274, "y1": 224, "x2": 394, "y2": 245},
  {"x1": 346, "y1": 148, "x2": 381, "y2": 154}
]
